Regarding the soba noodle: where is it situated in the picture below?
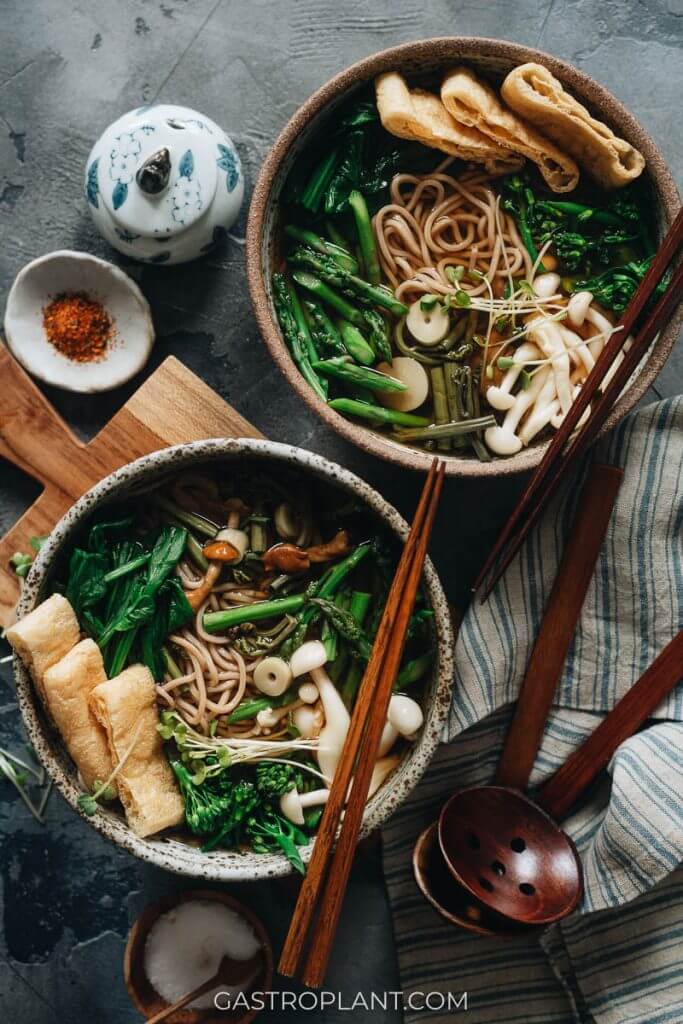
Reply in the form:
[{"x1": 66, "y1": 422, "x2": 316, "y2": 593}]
[{"x1": 373, "y1": 169, "x2": 534, "y2": 303}]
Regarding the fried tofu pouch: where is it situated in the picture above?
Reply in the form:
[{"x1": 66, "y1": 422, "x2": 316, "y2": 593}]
[
  {"x1": 441, "y1": 66, "x2": 579, "y2": 192},
  {"x1": 501, "y1": 63, "x2": 645, "y2": 189},
  {"x1": 375, "y1": 72, "x2": 523, "y2": 175},
  {"x1": 6, "y1": 594, "x2": 81, "y2": 701},
  {"x1": 42, "y1": 639, "x2": 114, "y2": 793},
  {"x1": 89, "y1": 665, "x2": 184, "y2": 838}
]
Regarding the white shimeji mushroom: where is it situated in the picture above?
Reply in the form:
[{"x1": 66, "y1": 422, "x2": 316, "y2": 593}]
[
  {"x1": 290, "y1": 641, "x2": 349, "y2": 782},
  {"x1": 291, "y1": 703, "x2": 323, "y2": 739},
  {"x1": 567, "y1": 290, "x2": 594, "y2": 327},
  {"x1": 532, "y1": 272, "x2": 561, "y2": 298},
  {"x1": 280, "y1": 785, "x2": 330, "y2": 825},
  {"x1": 558, "y1": 323, "x2": 595, "y2": 377},
  {"x1": 486, "y1": 342, "x2": 541, "y2": 411},
  {"x1": 527, "y1": 317, "x2": 572, "y2": 414},
  {"x1": 368, "y1": 755, "x2": 401, "y2": 798},
  {"x1": 485, "y1": 364, "x2": 553, "y2": 455}
]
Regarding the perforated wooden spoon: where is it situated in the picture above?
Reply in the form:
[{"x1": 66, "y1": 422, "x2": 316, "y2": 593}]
[
  {"x1": 440, "y1": 627, "x2": 683, "y2": 927},
  {"x1": 415, "y1": 462, "x2": 622, "y2": 932}
]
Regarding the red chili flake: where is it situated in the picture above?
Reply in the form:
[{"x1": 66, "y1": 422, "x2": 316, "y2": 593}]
[{"x1": 42, "y1": 292, "x2": 114, "y2": 363}]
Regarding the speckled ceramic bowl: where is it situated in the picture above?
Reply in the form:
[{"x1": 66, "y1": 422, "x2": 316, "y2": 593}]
[
  {"x1": 247, "y1": 37, "x2": 682, "y2": 477},
  {"x1": 14, "y1": 438, "x2": 453, "y2": 881}
]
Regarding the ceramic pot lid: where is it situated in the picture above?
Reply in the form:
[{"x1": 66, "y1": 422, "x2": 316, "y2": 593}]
[{"x1": 95, "y1": 106, "x2": 222, "y2": 240}]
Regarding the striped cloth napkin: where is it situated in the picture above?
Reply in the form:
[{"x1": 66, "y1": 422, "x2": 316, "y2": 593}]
[{"x1": 382, "y1": 396, "x2": 683, "y2": 1024}]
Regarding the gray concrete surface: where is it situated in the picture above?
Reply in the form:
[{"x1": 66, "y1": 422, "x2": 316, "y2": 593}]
[{"x1": 0, "y1": 2, "x2": 680, "y2": 1022}]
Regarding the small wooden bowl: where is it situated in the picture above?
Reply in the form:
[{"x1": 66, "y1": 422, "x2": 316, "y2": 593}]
[
  {"x1": 123, "y1": 889, "x2": 274, "y2": 1024},
  {"x1": 412, "y1": 822, "x2": 536, "y2": 938},
  {"x1": 246, "y1": 37, "x2": 682, "y2": 477}
]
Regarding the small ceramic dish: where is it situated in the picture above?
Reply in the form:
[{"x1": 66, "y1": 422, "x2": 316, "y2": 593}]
[
  {"x1": 4, "y1": 250, "x2": 154, "y2": 393},
  {"x1": 14, "y1": 438, "x2": 454, "y2": 881},
  {"x1": 124, "y1": 888, "x2": 273, "y2": 1024},
  {"x1": 247, "y1": 37, "x2": 682, "y2": 477}
]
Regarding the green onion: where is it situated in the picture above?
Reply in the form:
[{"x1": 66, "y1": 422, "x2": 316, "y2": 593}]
[{"x1": 394, "y1": 416, "x2": 496, "y2": 442}]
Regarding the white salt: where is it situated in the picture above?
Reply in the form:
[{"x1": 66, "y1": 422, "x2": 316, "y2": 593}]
[{"x1": 144, "y1": 899, "x2": 262, "y2": 1010}]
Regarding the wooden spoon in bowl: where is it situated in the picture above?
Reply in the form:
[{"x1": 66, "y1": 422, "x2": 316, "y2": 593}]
[{"x1": 145, "y1": 951, "x2": 263, "y2": 1024}]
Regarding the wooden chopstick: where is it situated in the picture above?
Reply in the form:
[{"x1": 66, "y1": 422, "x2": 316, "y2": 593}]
[
  {"x1": 278, "y1": 459, "x2": 444, "y2": 980},
  {"x1": 300, "y1": 460, "x2": 445, "y2": 988},
  {"x1": 480, "y1": 259, "x2": 683, "y2": 600},
  {"x1": 474, "y1": 207, "x2": 683, "y2": 598}
]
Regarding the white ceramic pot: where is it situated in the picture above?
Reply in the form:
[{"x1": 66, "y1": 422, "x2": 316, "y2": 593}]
[
  {"x1": 14, "y1": 439, "x2": 454, "y2": 881},
  {"x1": 85, "y1": 104, "x2": 244, "y2": 265}
]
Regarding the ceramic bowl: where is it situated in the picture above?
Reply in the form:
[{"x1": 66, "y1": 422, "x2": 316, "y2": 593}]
[
  {"x1": 14, "y1": 438, "x2": 454, "y2": 881},
  {"x1": 246, "y1": 37, "x2": 682, "y2": 477},
  {"x1": 124, "y1": 888, "x2": 273, "y2": 1024},
  {"x1": 4, "y1": 250, "x2": 154, "y2": 393}
]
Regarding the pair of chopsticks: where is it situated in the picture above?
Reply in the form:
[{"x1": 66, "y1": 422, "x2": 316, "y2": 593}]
[
  {"x1": 278, "y1": 458, "x2": 446, "y2": 988},
  {"x1": 475, "y1": 208, "x2": 683, "y2": 600}
]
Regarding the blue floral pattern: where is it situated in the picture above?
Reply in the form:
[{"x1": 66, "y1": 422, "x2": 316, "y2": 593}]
[
  {"x1": 171, "y1": 146, "x2": 201, "y2": 225},
  {"x1": 86, "y1": 158, "x2": 100, "y2": 208},
  {"x1": 107, "y1": 124, "x2": 155, "y2": 209},
  {"x1": 217, "y1": 143, "x2": 239, "y2": 192}
]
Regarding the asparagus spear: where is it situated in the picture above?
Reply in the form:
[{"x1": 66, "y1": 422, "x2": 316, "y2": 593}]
[
  {"x1": 348, "y1": 190, "x2": 381, "y2": 284},
  {"x1": 303, "y1": 298, "x2": 346, "y2": 356},
  {"x1": 289, "y1": 248, "x2": 407, "y2": 315},
  {"x1": 292, "y1": 271, "x2": 366, "y2": 326},
  {"x1": 284, "y1": 224, "x2": 358, "y2": 273},
  {"x1": 394, "y1": 650, "x2": 434, "y2": 690},
  {"x1": 325, "y1": 219, "x2": 350, "y2": 250},
  {"x1": 329, "y1": 398, "x2": 429, "y2": 427},
  {"x1": 289, "y1": 283, "x2": 319, "y2": 365},
  {"x1": 272, "y1": 274, "x2": 327, "y2": 401},
  {"x1": 340, "y1": 590, "x2": 372, "y2": 707},
  {"x1": 362, "y1": 307, "x2": 393, "y2": 362},
  {"x1": 313, "y1": 356, "x2": 406, "y2": 392},
  {"x1": 337, "y1": 319, "x2": 375, "y2": 365}
]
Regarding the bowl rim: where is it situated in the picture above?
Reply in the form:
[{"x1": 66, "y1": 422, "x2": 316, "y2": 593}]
[
  {"x1": 14, "y1": 436, "x2": 454, "y2": 881},
  {"x1": 246, "y1": 35, "x2": 682, "y2": 477},
  {"x1": 4, "y1": 248, "x2": 155, "y2": 394}
]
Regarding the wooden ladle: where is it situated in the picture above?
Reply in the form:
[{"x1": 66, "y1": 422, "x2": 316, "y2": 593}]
[
  {"x1": 440, "y1": 627, "x2": 683, "y2": 927},
  {"x1": 414, "y1": 462, "x2": 622, "y2": 933},
  {"x1": 145, "y1": 951, "x2": 263, "y2": 1024}
]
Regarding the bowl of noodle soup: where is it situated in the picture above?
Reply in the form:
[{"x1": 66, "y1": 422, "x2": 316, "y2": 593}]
[
  {"x1": 14, "y1": 438, "x2": 453, "y2": 880},
  {"x1": 247, "y1": 37, "x2": 681, "y2": 475}
]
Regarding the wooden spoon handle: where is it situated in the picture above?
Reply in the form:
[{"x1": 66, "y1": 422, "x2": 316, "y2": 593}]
[
  {"x1": 537, "y1": 629, "x2": 683, "y2": 821},
  {"x1": 494, "y1": 463, "x2": 623, "y2": 790},
  {"x1": 145, "y1": 965, "x2": 225, "y2": 1023},
  {"x1": 145, "y1": 954, "x2": 262, "y2": 1024}
]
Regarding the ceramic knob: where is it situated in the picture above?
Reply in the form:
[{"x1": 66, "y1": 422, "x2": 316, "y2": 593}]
[{"x1": 84, "y1": 104, "x2": 244, "y2": 265}]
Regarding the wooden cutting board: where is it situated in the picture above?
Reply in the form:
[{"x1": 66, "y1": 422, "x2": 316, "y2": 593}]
[{"x1": 0, "y1": 344, "x2": 262, "y2": 626}]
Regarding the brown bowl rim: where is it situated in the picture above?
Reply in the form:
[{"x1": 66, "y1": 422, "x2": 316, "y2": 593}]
[
  {"x1": 246, "y1": 36, "x2": 682, "y2": 477},
  {"x1": 123, "y1": 887, "x2": 274, "y2": 1024}
]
